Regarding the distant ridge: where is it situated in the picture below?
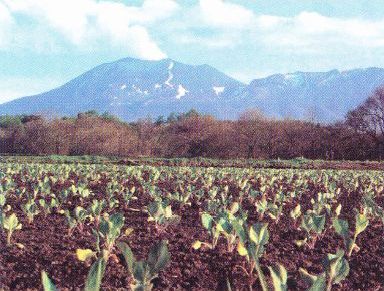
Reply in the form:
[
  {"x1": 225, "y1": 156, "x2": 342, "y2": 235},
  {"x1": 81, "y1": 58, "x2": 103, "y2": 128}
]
[{"x1": 1, "y1": 57, "x2": 384, "y2": 122}]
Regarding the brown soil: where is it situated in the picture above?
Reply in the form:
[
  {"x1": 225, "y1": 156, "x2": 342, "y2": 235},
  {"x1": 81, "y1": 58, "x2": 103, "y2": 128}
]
[{"x1": 0, "y1": 176, "x2": 383, "y2": 290}]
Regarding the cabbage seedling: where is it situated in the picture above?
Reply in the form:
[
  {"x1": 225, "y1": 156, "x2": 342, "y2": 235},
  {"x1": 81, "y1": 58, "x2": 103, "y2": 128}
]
[
  {"x1": 1, "y1": 212, "x2": 22, "y2": 245},
  {"x1": 194, "y1": 204, "x2": 247, "y2": 252},
  {"x1": 332, "y1": 211, "x2": 369, "y2": 257},
  {"x1": 147, "y1": 200, "x2": 180, "y2": 230},
  {"x1": 42, "y1": 258, "x2": 106, "y2": 291},
  {"x1": 255, "y1": 197, "x2": 268, "y2": 221},
  {"x1": 269, "y1": 264, "x2": 288, "y2": 291},
  {"x1": 196, "y1": 212, "x2": 220, "y2": 249},
  {"x1": 290, "y1": 204, "x2": 301, "y2": 227},
  {"x1": 296, "y1": 212, "x2": 325, "y2": 249},
  {"x1": 65, "y1": 206, "x2": 88, "y2": 235},
  {"x1": 299, "y1": 250, "x2": 349, "y2": 291},
  {"x1": 362, "y1": 194, "x2": 384, "y2": 223},
  {"x1": 21, "y1": 199, "x2": 40, "y2": 224},
  {"x1": 41, "y1": 271, "x2": 56, "y2": 291},
  {"x1": 98, "y1": 212, "x2": 125, "y2": 257},
  {"x1": 89, "y1": 199, "x2": 106, "y2": 227},
  {"x1": 236, "y1": 222, "x2": 270, "y2": 291},
  {"x1": 39, "y1": 196, "x2": 58, "y2": 216},
  {"x1": 117, "y1": 240, "x2": 170, "y2": 291}
]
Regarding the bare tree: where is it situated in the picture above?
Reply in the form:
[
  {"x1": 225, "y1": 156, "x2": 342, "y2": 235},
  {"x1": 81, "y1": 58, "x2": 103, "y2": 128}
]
[{"x1": 346, "y1": 86, "x2": 384, "y2": 156}]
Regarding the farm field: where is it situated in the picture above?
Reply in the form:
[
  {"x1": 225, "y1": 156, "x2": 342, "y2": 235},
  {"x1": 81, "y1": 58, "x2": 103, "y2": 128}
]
[{"x1": 0, "y1": 158, "x2": 383, "y2": 290}]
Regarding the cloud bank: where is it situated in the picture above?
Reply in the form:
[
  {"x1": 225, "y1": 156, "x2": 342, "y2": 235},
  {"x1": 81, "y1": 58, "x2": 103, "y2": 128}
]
[
  {"x1": 1, "y1": 0, "x2": 384, "y2": 60},
  {"x1": 1, "y1": 0, "x2": 384, "y2": 93},
  {"x1": 0, "y1": 0, "x2": 179, "y2": 59}
]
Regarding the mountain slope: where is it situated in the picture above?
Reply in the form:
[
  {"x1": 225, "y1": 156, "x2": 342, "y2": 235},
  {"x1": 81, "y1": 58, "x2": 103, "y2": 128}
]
[
  {"x1": 0, "y1": 58, "x2": 245, "y2": 120},
  {"x1": 1, "y1": 57, "x2": 384, "y2": 122},
  {"x1": 239, "y1": 68, "x2": 384, "y2": 121}
]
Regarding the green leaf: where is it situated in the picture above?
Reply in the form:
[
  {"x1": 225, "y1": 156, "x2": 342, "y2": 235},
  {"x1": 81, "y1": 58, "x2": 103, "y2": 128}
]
[
  {"x1": 312, "y1": 215, "x2": 325, "y2": 234},
  {"x1": 355, "y1": 213, "x2": 369, "y2": 236},
  {"x1": 256, "y1": 199, "x2": 268, "y2": 213},
  {"x1": 218, "y1": 217, "x2": 232, "y2": 234},
  {"x1": 7, "y1": 213, "x2": 17, "y2": 229},
  {"x1": 324, "y1": 250, "x2": 350, "y2": 284},
  {"x1": 148, "y1": 201, "x2": 160, "y2": 217},
  {"x1": 117, "y1": 241, "x2": 135, "y2": 273},
  {"x1": 290, "y1": 204, "x2": 301, "y2": 220},
  {"x1": 269, "y1": 264, "x2": 288, "y2": 291},
  {"x1": 84, "y1": 258, "x2": 106, "y2": 291},
  {"x1": 201, "y1": 213, "x2": 213, "y2": 230},
  {"x1": 109, "y1": 213, "x2": 125, "y2": 229},
  {"x1": 333, "y1": 218, "x2": 349, "y2": 238},
  {"x1": 249, "y1": 223, "x2": 269, "y2": 246},
  {"x1": 164, "y1": 205, "x2": 172, "y2": 218},
  {"x1": 147, "y1": 240, "x2": 170, "y2": 276},
  {"x1": 133, "y1": 261, "x2": 147, "y2": 282},
  {"x1": 299, "y1": 269, "x2": 326, "y2": 291},
  {"x1": 41, "y1": 271, "x2": 57, "y2": 291},
  {"x1": 335, "y1": 204, "x2": 342, "y2": 216},
  {"x1": 230, "y1": 202, "x2": 239, "y2": 214},
  {"x1": 99, "y1": 212, "x2": 125, "y2": 242},
  {"x1": 308, "y1": 273, "x2": 326, "y2": 291},
  {"x1": 299, "y1": 268, "x2": 319, "y2": 285},
  {"x1": 0, "y1": 194, "x2": 6, "y2": 207},
  {"x1": 74, "y1": 206, "x2": 85, "y2": 218},
  {"x1": 301, "y1": 214, "x2": 312, "y2": 232},
  {"x1": 333, "y1": 256, "x2": 350, "y2": 284},
  {"x1": 232, "y1": 219, "x2": 246, "y2": 243}
]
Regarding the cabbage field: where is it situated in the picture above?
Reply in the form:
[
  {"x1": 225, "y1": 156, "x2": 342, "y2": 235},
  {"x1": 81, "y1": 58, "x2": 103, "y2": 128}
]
[{"x1": 0, "y1": 159, "x2": 383, "y2": 290}]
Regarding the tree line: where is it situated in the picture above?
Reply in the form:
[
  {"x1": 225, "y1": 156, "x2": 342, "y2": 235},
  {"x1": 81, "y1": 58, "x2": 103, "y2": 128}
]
[{"x1": 0, "y1": 87, "x2": 383, "y2": 160}]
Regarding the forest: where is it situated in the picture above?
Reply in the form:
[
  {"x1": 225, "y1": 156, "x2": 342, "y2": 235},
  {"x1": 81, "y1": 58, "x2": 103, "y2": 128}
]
[{"x1": 0, "y1": 86, "x2": 383, "y2": 161}]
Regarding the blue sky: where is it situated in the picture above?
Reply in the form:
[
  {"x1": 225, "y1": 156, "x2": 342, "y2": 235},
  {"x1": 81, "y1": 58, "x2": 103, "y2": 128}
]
[{"x1": 1, "y1": 0, "x2": 384, "y2": 103}]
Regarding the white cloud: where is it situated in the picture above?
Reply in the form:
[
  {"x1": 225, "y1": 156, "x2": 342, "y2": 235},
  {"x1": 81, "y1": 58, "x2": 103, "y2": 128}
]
[
  {"x1": 0, "y1": 2, "x2": 13, "y2": 48},
  {"x1": 175, "y1": 5, "x2": 384, "y2": 54},
  {"x1": 199, "y1": 0, "x2": 254, "y2": 28},
  {"x1": 254, "y1": 12, "x2": 384, "y2": 52},
  {"x1": 0, "y1": 2, "x2": 11, "y2": 23},
  {"x1": 166, "y1": 0, "x2": 253, "y2": 49},
  {"x1": 177, "y1": 34, "x2": 237, "y2": 48},
  {"x1": 170, "y1": 8, "x2": 384, "y2": 79},
  {"x1": 0, "y1": 0, "x2": 179, "y2": 59},
  {"x1": 138, "y1": 0, "x2": 180, "y2": 24}
]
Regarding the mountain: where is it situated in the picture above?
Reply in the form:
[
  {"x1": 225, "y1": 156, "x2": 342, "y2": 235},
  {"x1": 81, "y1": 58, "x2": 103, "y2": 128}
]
[
  {"x1": 0, "y1": 58, "x2": 245, "y2": 120},
  {"x1": 238, "y1": 68, "x2": 384, "y2": 121},
  {"x1": 1, "y1": 57, "x2": 384, "y2": 122}
]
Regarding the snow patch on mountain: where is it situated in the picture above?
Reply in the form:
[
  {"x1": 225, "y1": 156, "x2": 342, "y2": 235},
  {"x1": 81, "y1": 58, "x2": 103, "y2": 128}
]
[
  {"x1": 132, "y1": 84, "x2": 144, "y2": 94},
  {"x1": 120, "y1": 84, "x2": 127, "y2": 90},
  {"x1": 284, "y1": 73, "x2": 304, "y2": 86},
  {"x1": 165, "y1": 61, "x2": 174, "y2": 88},
  {"x1": 175, "y1": 84, "x2": 188, "y2": 99},
  {"x1": 213, "y1": 86, "x2": 225, "y2": 95}
]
